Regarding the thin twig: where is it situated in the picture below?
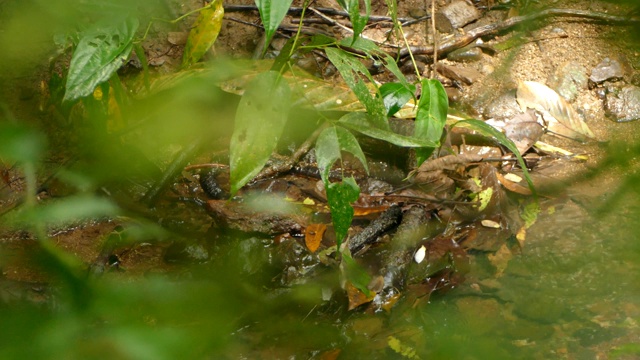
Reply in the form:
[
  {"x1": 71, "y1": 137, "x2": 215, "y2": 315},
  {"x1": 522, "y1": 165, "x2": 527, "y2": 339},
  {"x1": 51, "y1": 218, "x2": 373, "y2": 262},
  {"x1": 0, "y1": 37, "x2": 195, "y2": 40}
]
[{"x1": 223, "y1": 4, "x2": 413, "y2": 23}]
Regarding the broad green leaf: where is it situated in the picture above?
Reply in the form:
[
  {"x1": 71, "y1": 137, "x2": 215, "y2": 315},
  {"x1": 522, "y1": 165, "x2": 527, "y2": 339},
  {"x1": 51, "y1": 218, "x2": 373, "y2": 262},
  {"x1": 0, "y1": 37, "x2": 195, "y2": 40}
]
[
  {"x1": 335, "y1": 0, "x2": 370, "y2": 42},
  {"x1": 255, "y1": 0, "x2": 294, "y2": 52},
  {"x1": 342, "y1": 252, "x2": 372, "y2": 297},
  {"x1": 5, "y1": 195, "x2": 118, "y2": 228},
  {"x1": 339, "y1": 112, "x2": 437, "y2": 148},
  {"x1": 453, "y1": 119, "x2": 536, "y2": 197},
  {"x1": 326, "y1": 177, "x2": 360, "y2": 245},
  {"x1": 325, "y1": 47, "x2": 389, "y2": 130},
  {"x1": 414, "y1": 79, "x2": 448, "y2": 165},
  {"x1": 64, "y1": 17, "x2": 138, "y2": 102},
  {"x1": 339, "y1": 37, "x2": 381, "y2": 56},
  {"x1": 380, "y1": 82, "x2": 415, "y2": 117},
  {"x1": 0, "y1": 122, "x2": 46, "y2": 163},
  {"x1": 316, "y1": 125, "x2": 368, "y2": 182},
  {"x1": 229, "y1": 71, "x2": 290, "y2": 195},
  {"x1": 182, "y1": 0, "x2": 224, "y2": 67}
]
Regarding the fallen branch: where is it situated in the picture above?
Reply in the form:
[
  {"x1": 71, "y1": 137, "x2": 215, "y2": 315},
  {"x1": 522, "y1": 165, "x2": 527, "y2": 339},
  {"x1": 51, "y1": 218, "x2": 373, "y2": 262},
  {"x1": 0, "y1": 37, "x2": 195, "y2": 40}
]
[{"x1": 398, "y1": 8, "x2": 640, "y2": 59}]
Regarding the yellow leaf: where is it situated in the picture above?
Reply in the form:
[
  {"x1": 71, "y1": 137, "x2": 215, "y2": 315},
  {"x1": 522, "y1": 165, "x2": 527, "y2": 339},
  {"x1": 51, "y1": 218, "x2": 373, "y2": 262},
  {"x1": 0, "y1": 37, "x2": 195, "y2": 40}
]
[{"x1": 182, "y1": 0, "x2": 224, "y2": 67}]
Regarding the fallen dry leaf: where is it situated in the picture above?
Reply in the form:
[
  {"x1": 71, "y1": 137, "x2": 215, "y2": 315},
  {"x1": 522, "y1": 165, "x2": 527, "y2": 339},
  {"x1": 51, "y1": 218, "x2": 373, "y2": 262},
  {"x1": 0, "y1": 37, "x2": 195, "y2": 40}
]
[
  {"x1": 304, "y1": 223, "x2": 327, "y2": 253},
  {"x1": 516, "y1": 81, "x2": 595, "y2": 141},
  {"x1": 346, "y1": 282, "x2": 376, "y2": 310}
]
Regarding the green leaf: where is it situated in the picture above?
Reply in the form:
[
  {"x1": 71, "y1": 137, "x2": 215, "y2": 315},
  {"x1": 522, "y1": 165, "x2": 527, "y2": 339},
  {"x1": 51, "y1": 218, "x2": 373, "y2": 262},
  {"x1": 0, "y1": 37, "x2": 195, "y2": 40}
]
[
  {"x1": 8, "y1": 195, "x2": 119, "y2": 227},
  {"x1": 325, "y1": 47, "x2": 388, "y2": 130},
  {"x1": 182, "y1": 0, "x2": 224, "y2": 67},
  {"x1": 0, "y1": 122, "x2": 46, "y2": 163},
  {"x1": 453, "y1": 119, "x2": 537, "y2": 197},
  {"x1": 335, "y1": 0, "x2": 370, "y2": 42},
  {"x1": 339, "y1": 112, "x2": 437, "y2": 148},
  {"x1": 64, "y1": 17, "x2": 139, "y2": 102},
  {"x1": 341, "y1": 252, "x2": 372, "y2": 297},
  {"x1": 229, "y1": 71, "x2": 290, "y2": 195},
  {"x1": 414, "y1": 79, "x2": 448, "y2": 165},
  {"x1": 255, "y1": 0, "x2": 294, "y2": 51},
  {"x1": 326, "y1": 177, "x2": 360, "y2": 245},
  {"x1": 316, "y1": 125, "x2": 368, "y2": 182},
  {"x1": 380, "y1": 82, "x2": 415, "y2": 117}
]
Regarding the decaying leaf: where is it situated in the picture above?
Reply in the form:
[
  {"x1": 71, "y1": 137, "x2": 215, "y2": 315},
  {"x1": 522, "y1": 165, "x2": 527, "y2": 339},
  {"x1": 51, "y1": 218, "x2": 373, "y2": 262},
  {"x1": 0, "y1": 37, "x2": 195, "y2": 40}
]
[
  {"x1": 388, "y1": 336, "x2": 420, "y2": 360},
  {"x1": 182, "y1": 0, "x2": 224, "y2": 67},
  {"x1": 346, "y1": 282, "x2": 375, "y2": 310},
  {"x1": 496, "y1": 171, "x2": 532, "y2": 195},
  {"x1": 304, "y1": 223, "x2": 327, "y2": 253},
  {"x1": 488, "y1": 243, "x2": 513, "y2": 277},
  {"x1": 503, "y1": 109, "x2": 545, "y2": 154},
  {"x1": 516, "y1": 81, "x2": 595, "y2": 141}
]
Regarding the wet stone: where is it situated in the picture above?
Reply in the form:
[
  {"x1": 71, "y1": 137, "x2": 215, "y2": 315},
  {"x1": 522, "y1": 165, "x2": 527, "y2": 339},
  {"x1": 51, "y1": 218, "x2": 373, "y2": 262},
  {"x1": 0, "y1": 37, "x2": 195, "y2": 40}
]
[
  {"x1": 435, "y1": 63, "x2": 483, "y2": 85},
  {"x1": 548, "y1": 61, "x2": 588, "y2": 102},
  {"x1": 605, "y1": 85, "x2": 640, "y2": 122},
  {"x1": 589, "y1": 57, "x2": 628, "y2": 84},
  {"x1": 447, "y1": 45, "x2": 483, "y2": 63}
]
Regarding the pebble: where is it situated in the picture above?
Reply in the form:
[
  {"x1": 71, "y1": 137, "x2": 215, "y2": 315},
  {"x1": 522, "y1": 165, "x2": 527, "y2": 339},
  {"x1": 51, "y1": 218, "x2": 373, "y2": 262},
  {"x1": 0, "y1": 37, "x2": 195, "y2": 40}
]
[
  {"x1": 547, "y1": 61, "x2": 588, "y2": 102},
  {"x1": 605, "y1": 85, "x2": 640, "y2": 122},
  {"x1": 447, "y1": 46, "x2": 483, "y2": 62},
  {"x1": 590, "y1": 57, "x2": 629, "y2": 84}
]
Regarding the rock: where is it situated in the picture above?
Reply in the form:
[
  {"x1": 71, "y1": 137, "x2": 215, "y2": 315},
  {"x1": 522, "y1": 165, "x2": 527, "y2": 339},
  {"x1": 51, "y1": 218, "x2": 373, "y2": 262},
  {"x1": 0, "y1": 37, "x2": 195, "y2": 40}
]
[
  {"x1": 605, "y1": 85, "x2": 640, "y2": 122},
  {"x1": 435, "y1": 63, "x2": 483, "y2": 85},
  {"x1": 589, "y1": 57, "x2": 630, "y2": 84},
  {"x1": 435, "y1": 0, "x2": 481, "y2": 33},
  {"x1": 548, "y1": 61, "x2": 588, "y2": 102},
  {"x1": 483, "y1": 89, "x2": 522, "y2": 121},
  {"x1": 447, "y1": 45, "x2": 483, "y2": 62},
  {"x1": 167, "y1": 32, "x2": 188, "y2": 45}
]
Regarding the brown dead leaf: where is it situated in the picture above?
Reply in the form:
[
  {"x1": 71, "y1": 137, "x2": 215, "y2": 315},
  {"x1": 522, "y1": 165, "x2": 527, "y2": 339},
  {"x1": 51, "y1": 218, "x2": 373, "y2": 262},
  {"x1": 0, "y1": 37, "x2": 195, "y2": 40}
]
[
  {"x1": 346, "y1": 282, "x2": 376, "y2": 310},
  {"x1": 516, "y1": 81, "x2": 595, "y2": 141},
  {"x1": 318, "y1": 349, "x2": 342, "y2": 360},
  {"x1": 304, "y1": 223, "x2": 326, "y2": 253},
  {"x1": 496, "y1": 171, "x2": 532, "y2": 195}
]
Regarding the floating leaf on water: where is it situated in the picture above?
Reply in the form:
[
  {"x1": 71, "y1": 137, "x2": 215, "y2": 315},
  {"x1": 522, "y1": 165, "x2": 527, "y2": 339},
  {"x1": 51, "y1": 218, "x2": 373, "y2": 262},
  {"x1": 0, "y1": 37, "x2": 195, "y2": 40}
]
[
  {"x1": 516, "y1": 81, "x2": 596, "y2": 141},
  {"x1": 388, "y1": 336, "x2": 420, "y2": 360},
  {"x1": 488, "y1": 243, "x2": 512, "y2": 277},
  {"x1": 304, "y1": 223, "x2": 326, "y2": 253},
  {"x1": 346, "y1": 282, "x2": 375, "y2": 310},
  {"x1": 182, "y1": 0, "x2": 224, "y2": 67}
]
